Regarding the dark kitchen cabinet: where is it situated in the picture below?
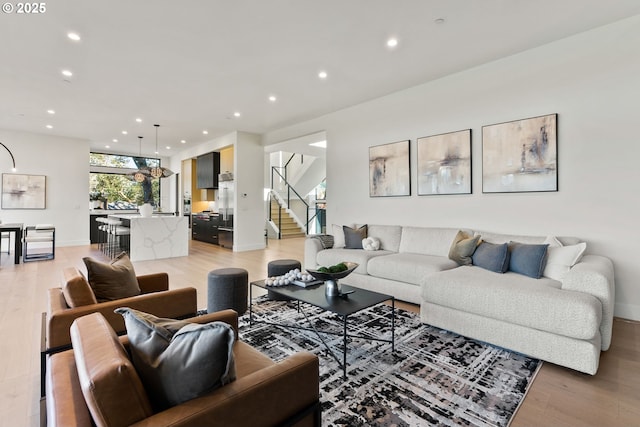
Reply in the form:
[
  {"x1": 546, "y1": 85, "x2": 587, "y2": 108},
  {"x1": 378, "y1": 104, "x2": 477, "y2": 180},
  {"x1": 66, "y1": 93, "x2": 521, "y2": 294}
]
[
  {"x1": 196, "y1": 152, "x2": 220, "y2": 189},
  {"x1": 89, "y1": 214, "x2": 107, "y2": 243},
  {"x1": 192, "y1": 214, "x2": 219, "y2": 244}
]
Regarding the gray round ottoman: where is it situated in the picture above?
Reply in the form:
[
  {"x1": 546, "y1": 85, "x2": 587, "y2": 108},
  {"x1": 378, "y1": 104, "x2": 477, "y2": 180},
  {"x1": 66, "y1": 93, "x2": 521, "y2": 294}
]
[
  {"x1": 207, "y1": 268, "x2": 248, "y2": 315},
  {"x1": 267, "y1": 259, "x2": 301, "y2": 301}
]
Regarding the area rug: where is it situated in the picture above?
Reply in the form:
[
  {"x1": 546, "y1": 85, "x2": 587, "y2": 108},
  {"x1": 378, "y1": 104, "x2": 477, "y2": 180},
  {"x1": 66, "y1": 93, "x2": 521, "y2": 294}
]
[{"x1": 239, "y1": 297, "x2": 540, "y2": 427}]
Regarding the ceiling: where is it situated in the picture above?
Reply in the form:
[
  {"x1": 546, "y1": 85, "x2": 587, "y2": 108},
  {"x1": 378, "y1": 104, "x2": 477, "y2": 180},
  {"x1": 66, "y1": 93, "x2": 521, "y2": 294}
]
[{"x1": 1, "y1": 0, "x2": 639, "y2": 157}]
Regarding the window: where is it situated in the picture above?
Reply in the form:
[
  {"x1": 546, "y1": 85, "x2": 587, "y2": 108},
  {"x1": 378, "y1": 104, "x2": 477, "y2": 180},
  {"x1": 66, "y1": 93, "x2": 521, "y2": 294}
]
[{"x1": 90, "y1": 152, "x2": 160, "y2": 209}]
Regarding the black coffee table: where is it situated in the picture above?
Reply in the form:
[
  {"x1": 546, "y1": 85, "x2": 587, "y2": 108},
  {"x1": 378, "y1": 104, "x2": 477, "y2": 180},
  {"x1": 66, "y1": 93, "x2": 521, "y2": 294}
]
[{"x1": 249, "y1": 280, "x2": 395, "y2": 378}]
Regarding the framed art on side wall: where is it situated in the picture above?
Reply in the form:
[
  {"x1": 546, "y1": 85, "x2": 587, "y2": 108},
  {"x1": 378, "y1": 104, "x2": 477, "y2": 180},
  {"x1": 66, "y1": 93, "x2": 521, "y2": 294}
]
[
  {"x1": 369, "y1": 140, "x2": 411, "y2": 197},
  {"x1": 482, "y1": 113, "x2": 558, "y2": 193},
  {"x1": 1, "y1": 173, "x2": 46, "y2": 209},
  {"x1": 417, "y1": 129, "x2": 471, "y2": 195}
]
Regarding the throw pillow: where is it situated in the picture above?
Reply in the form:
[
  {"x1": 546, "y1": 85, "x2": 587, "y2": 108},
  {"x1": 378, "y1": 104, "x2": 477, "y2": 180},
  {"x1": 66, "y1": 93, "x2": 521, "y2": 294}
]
[
  {"x1": 472, "y1": 242, "x2": 510, "y2": 273},
  {"x1": 62, "y1": 267, "x2": 98, "y2": 308},
  {"x1": 543, "y1": 240, "x2": 587, "y2": 280},
  {"x1": 362, "y1": 236, "x2": 381, "y2": 251},
  {"x1": 448, "y1": 230, "x2": 481, "y2": 266},
  {"x1": 83, "y1": 253, "x2": 141, "y2": 302},
  {"x1": 508, "y1": 241, "x2": 549, "y2": 279},
  {"x1": 115, "y1": 308, "x2": 236, "y2": 410},
  {"x1": 343, "y1": 225, "x2": 368, "y2": 249}
]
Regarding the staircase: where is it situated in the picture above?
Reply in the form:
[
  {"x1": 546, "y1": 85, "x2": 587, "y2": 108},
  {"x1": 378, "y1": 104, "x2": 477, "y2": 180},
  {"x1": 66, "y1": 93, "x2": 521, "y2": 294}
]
[{"x1": 270, "y1": 200, "x2": 305, "y2": 238}]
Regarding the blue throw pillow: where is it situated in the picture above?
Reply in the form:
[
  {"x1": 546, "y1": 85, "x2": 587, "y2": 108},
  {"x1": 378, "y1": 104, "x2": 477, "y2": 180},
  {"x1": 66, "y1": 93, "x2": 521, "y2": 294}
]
[
  {"x1": 508, "y1": 242, "x2": 549, "y2": 279},
  {"x1": 472, "y1": 242, "x2": 510, "y2": 273}
]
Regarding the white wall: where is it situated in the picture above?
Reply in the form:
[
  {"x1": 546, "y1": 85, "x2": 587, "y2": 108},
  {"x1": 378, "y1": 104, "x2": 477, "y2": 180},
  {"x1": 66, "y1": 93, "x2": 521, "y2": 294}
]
[
  {"x1": 262, "y1": 15, "x2": 640, "y2": 320},
  {"x1": 0, "y1": 129, "x2": 89, "y2": 246}
]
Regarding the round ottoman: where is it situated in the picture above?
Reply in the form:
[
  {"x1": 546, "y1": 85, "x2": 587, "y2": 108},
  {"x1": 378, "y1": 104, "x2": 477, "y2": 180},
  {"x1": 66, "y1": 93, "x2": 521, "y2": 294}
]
[
  {"x1": 267, "y1": 259, "x2": 301, "y2": 301},
  {"x1": 207, "y1": 268, "x2": 248, "y2": 315}
]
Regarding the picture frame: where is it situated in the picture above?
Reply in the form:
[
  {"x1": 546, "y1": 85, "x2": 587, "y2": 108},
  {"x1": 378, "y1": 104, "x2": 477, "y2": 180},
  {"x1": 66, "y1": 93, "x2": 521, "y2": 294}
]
[
  {"x1": 369, "y1": 140, "x2": 411, "y2": 197},
  {"x1": 417, "y1": 129, "x2": 472, "y2": 195},
  {"x1": 1, "y1": 173, "x2": 47, "y2": 209},
  {"x1": 482, "y1": 113, "x2": 558, "y2": 193}
]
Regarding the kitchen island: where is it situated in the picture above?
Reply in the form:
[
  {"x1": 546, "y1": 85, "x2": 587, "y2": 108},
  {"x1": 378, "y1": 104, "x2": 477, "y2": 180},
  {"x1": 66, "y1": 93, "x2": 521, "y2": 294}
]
[{"x1": 108, "y1": 214, "x2": 189, "y2": 261}]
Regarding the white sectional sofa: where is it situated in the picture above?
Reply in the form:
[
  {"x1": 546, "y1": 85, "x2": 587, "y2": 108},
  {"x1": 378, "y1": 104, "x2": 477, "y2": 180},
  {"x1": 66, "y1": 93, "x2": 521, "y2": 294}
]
[{"x1": 304, "y1": 225, "x2": 615, "y2": 375}]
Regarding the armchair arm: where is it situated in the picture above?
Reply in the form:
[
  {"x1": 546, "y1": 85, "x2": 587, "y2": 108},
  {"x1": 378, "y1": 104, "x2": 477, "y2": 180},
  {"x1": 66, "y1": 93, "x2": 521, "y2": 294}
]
[
  {"x1": 131, "y1": 351, "x2": 320, "y2": 427},
  {"x1": 137, "y1": 272, "x2": 169, "y2": 294},
  {"x1": 561, "y1": 254, "x2": 615, "y2": 350},
  {"x1": 46, "y1": 287, "x2": 198, "y2": 350},
  {"x1": 185, "y1": 309, "x2": 239, "y2": 338}
]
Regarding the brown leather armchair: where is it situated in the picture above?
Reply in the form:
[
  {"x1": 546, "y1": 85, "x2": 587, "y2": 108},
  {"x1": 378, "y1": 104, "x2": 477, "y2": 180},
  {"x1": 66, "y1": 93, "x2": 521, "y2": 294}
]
[
  {"x1": 42, "y1": 267, "x2": 198, "y2": 396},
  {"x1": 45, "y1": 310, "x2": 321, "y2": 427}
]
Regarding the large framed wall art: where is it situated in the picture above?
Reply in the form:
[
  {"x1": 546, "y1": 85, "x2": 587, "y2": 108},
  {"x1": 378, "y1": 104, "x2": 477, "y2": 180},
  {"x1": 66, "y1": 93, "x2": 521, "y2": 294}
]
[
  {"x1": 482, "y1": 113, "x2": 558, "y2": 193},
  {"x1": 369, "y1": 140, "x2": 411, "y2": 197},
  {"x1": 1, "y1": 173, "x2": 47, "y2": 209},
  {"x1": 417, "y1": 129, "x2": 471, "y2": 195}
]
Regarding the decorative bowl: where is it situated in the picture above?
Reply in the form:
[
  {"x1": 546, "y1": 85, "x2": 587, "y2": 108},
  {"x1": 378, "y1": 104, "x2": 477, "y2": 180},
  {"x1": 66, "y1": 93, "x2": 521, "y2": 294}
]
[{"x1": 307, "y1": 262, "x2": 358, "y2": 296}]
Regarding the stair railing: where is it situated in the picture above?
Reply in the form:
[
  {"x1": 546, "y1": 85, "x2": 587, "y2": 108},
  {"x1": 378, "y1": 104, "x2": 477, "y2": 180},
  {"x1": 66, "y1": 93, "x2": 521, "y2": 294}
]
[{"x1": 270, "y1": 164, "x2": 310, "y2": 238}]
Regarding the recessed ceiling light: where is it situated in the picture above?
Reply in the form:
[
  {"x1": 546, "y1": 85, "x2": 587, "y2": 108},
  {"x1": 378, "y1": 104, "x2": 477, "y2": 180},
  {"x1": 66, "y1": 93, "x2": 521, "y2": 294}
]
[
  {"x1": 180, "y1": 139, "x2": 186, "y2": 144},
  {"x1": 318, "y1": 71, "x2": 328, "y2": 79},
  {"x1": 47, "y1": 109, "x2": 55, "y2": 115},
  {"x1": 135, "y1": 118, "x2": 142, "y2": 123},
  {"x1": 386, "y1": 38, "x2": 399, "y2": 48},
  {"x1": 268, "y1": 95, "x2": 277, "y2": 102},
  {"x1": 122, "y1": 130, "x2": 128, "y2": 135},
  {"x1": 112, "y1": 138, "x2": 118, "y2": 143},
  {"x1": 46, "y1": 124, "x2": 53, "y2": 129},
  {"x1": 203, "y1": 130, "x2": 209, "y2": 135},
  {"x1": 434, "y1": 17, "x2": 445, "y2": 24},
  {"x1": 105, "y1": 145, "x2": 110, "y2": 149},
  {"x1": 165, "y1": 146, "x2": 171, "y2": 150},
  {"x1": 233, "y1": 112, "x2": 241, "y2": 118},
  {"x1": 61, "y1": 70, "x2": 73, "y2": 77},
  {"x1": 67, "y1": 32, "x2": 81, "y2": 41}
]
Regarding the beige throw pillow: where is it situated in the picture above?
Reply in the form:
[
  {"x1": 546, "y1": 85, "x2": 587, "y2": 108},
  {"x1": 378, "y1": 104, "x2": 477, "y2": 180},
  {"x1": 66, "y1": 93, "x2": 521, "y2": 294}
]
[
  {"x1": 83, "y1": 253, "x2": 141, "y2": 302},
  {"x1": 448, "y1": 230, "x2": 481, "y2": 266}
]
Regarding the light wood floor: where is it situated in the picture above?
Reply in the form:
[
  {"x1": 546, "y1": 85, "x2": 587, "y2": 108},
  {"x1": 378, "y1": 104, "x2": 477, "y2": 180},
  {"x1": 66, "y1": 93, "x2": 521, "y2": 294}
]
[{"x1": 0, "y1": 238, "x2": 638, "y2": 427}]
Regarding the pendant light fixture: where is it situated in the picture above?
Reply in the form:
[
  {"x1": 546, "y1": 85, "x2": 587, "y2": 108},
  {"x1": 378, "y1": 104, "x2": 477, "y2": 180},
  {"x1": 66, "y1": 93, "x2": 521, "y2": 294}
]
[
  {"x1": 131, "y1": 136, "x2": 150, "y2": 182},
  {"x1": 149, "y1": 124, "x2": 174, "y2": 179}
]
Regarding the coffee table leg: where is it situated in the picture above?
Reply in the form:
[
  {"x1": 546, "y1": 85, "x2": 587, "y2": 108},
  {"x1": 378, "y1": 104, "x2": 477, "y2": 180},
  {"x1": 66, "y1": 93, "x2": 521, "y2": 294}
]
[
  {"x1": 343, "y1": 315, "x2": 348, "y2": 379},
  {"x1": 392, "y1": 298, "x2": 395, "y2": 352},
  {"x1": 249, "y1": 283, "x2": 254, "y2": 326}
]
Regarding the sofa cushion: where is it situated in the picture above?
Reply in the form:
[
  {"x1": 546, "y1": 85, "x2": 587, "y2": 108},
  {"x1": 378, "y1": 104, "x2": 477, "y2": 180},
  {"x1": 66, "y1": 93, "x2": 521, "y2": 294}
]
[
  {"x1": 367, "y1": 252, "x2": 459, "y2": 285},
  {"x1": 476, "y1": 231, "x2": 546, "y2": 245},
  {"x1": 70, "y1": 313, "x2": 153, "y2": 427},
  {"x1": 116, "y1": 308, "x2": 236, "y2": 410},
  {"x1": 420, "y1": 266, "x2": 601, "y2": 340},
  {"x1": 83, "y1": 253, "x2": 141, "y2": 302},
  {"x1": 543, "y1": 236, "x2": 587, "y2": 280},
  {"x1": 343, "y1": 225, "x2": 367, "y2": 249},
  {"x1": 472, "y1": 242, "x2": 510, "y2": 273},
  {"x1": 62, "y1": 267, "x2": 98, "y2": 308},
  {"x1": 508, "y1": 242, "x2": 549, "y2": 278},
  {"x1": 398, "y1": 227, "x2": 463, "y2": 257},
  {"x1": 316, "y1": 248, "x2": 392, "y2": 275},
  {"x1": 367, "y1": 224, "x2": 403, "y2": 252},
  {"x1": 448, "y1": 230, "x2": 481, "y2": 266}
]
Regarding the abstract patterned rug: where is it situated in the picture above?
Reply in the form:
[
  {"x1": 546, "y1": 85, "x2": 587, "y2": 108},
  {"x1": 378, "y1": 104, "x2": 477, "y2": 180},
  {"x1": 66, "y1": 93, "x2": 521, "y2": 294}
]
[{"x1": 239, "y1": 298, "x2": 540, "y2": 427}]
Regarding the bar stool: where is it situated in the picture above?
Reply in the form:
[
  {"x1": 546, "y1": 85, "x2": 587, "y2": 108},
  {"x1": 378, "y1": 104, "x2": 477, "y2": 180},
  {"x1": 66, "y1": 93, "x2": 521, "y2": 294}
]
[
  {"x1": 112, "y1": 224, "x2": 130, "y2": 256},
  {"x1": 95, "y1": 217, "x2": 109, "y2": 252}
]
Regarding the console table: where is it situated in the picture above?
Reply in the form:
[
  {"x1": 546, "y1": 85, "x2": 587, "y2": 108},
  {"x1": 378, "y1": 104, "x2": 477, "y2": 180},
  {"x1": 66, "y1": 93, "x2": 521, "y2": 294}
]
[{"x1": 0, "y1": 223, "x2": 23, "y2": 264}]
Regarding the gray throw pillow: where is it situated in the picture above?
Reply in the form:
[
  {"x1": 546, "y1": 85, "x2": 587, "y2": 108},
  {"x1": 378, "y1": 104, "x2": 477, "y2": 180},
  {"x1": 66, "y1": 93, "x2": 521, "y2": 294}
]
[
  {"x1": 472, "y1": 242, "x2": 510, "y2": 273},
  {"x1": 508, "y1": 241, "x2": 549, "y2": 279},
  {"x1": 343, "y1": 225, "x2": 367, "y2": 249},
  {"x1": 448, "y1": 230, "x2": 481, "y2": 266},
  {"x1": 83, "y1": 253, "x2": 141, "y2": 302},
  {"x1": 115, "y1": 307, "x2": 236, "y2": 410}
]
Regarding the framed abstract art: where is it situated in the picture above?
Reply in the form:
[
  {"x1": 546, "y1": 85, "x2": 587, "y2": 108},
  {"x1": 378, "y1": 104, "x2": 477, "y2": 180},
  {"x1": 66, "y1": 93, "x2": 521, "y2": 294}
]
[
  {"x1": 417, "y1": 129, "x2": 471, "y2": 195},
  {"x1": 482, "y1": 113, "x2": 557, "y2": 193},
  {"x1": 369, "y1": 140, "x2": 411, "y2": 197}
]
